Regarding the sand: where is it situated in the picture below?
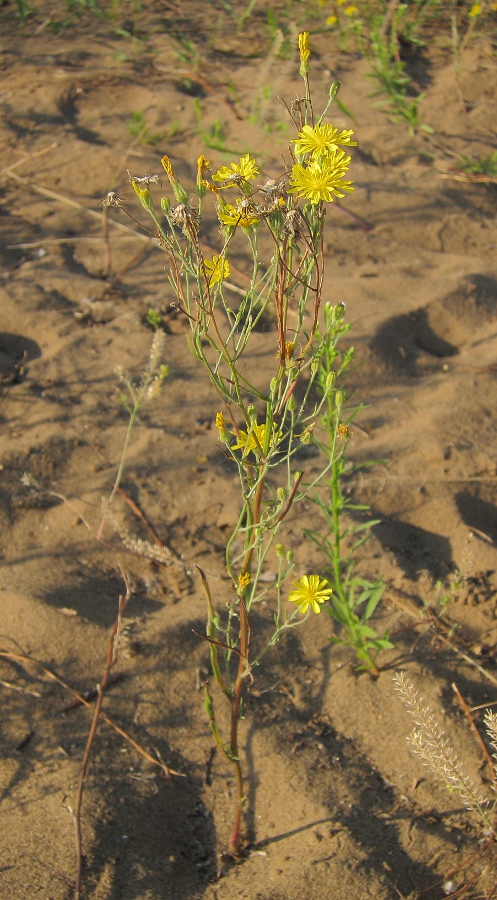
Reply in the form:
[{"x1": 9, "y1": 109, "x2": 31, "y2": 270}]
[{"x1": 1, "y1": 2, "x2": 497, "y2": 897}]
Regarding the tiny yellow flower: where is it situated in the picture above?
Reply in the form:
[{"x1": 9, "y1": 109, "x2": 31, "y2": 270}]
[
  {"x1": 197, "y1": 155, "x2": 211, "y2": 179},
  {"x1": 326, "y1": 14, "x2": 338, "y2": 25},
  {"x1": 196, "y1": 155, "x2": 211, "y2": 196},
  {"x1": 217, "y1": 202, "x2": 260, "y2": 229},
  {"x1": 292, "y1": 123, "x2": 357, "y2": 160},
  {"x1": 212, "y1": 153, "x2": 259, "y2": 184},
  {"x1": 290, "y1": 151, "x2": 354, "y2": 204},
  {"x1": 337, "y1": 423, "x2": 350, "y2": 439},
  {"x1": 161, "y1": 154, "x2": 174, "y2": 177},
  {"x1": 131, "y1": 181, "x2": 154, "y2": 212},
  {"x1": 344, "y1": 5, "x2": 358, "y2": 14},
  {"x1": 216, "y1": 411, "x2": 230, "y2": 444},
  {"x1": 204, "y1": 255, "x2": 230, "y2": 286},
  {"x1": 288, "y1": 575, "x2": 333, "y2": 614},
  {"x1": 161, "y1": 154, "x2": 188, "y2": 204},
  {"x1": 469, "y1": 2, "x2": 481, "y2": 13},
  {"x1": 238, "y1": 572, "x2": 251, "y2": 589}
]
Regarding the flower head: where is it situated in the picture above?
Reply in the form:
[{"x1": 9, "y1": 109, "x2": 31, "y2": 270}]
[
  {"x1": 131, "y1": 181, "x2": 154, "y2": 212},
  {"x1": 161, "y1": 154, "x2": 189, "y2": 204},
  {"x1": 344, "y1": 5, "x2": 358, "y2": 14},
  {"x1": 161, "y1": 154, "x2": 174, "y2": 177},
  {"x1": 231, "y1": 421, "x2": 280, "y2": 457},
  {"x1": 197, "y1": 155, "x2": 211, "y2": 179},
  {"x1": 288, "y1": 575, "x2": 333, "y2": 614},
  {"x1": 204, "y1": 255, "x2": 230, "y2": 286},
  {"x1": 169, "y1": 203, "x2": 200, "y2": 234},
  {"x1": 196, "y1": 155, "x2": 212, "y2": 197},
  {"x1": 217, "y1": 201, "x2": 260, "y2": 230},
  {"x1": 292, "y1": 123, "x2": 357, "y2": 160},
  {"x1": 212, "y1": 153, "x2": 259, "y2": 185},
  {"x1": 469, "y1": 2, "x2": 481, "y2": 13},
  {"x1": 238, "y1": 572, "x2": 251, "y2": 589},
  {"x1": 298, "y1": 32, "x2": 310, "y2": 74},
  {"x1": 215, "y1": 411, "x2": 230, "y2": 443},
  {"x1": 289, "y1": 151, "x2": 354, "y2": 204}
]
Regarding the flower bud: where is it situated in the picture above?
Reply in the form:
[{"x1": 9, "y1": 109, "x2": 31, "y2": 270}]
[
  {"x1": 335, "y1": 390, "x2": 344, "y2": 409},
  {"x1": 286, "y1": 550, "x2": 294, "y2": 563},
  {"x1": 247, "y1": 405, "x2": 257, "y2": 421},
  {"x1": 277, "y1": 487, "x2": 286, "y2": 502},
  {"x1": 161, "y1": 197, "x2": 171, "y2": 215},
  {"x1": 325, "y1": 371, "x2": 337, "y2": 392},
  {"x1": 332, "y1": 302, "x2": 346, "y2": 321},
  {"x1": 287, "y1": 393, "x2": 297, "y2": 413},
  {"x1": 275, "y1": 542, "x2": 285, "y2": 559}
]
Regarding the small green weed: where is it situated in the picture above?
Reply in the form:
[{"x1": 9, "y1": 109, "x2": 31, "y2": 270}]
[
  {"x1": 126, "y1": 111, "x2": 162, "y2": 145},
  {"x1": 459, "y1": 151, "x2": 497, "y2": 176},
  {"x1": 305, "y1": 302, "x2": 394, "y2": 674}
]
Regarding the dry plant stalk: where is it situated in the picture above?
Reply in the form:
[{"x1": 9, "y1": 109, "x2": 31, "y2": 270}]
[{"x1": 394, "y1": 672, "x2": 496, "y2": 835}]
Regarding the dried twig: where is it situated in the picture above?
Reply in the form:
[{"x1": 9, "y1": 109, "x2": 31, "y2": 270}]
[
  {"x1": 0, "y1": 650, "x2": 181, "y2": 777},
  {"x1": 74, "y1": 569, "x2": 130, "y2": 899}
]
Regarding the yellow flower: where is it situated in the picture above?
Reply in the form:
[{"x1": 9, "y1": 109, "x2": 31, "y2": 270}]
[
  {"x1": 288, "y1": 575, "x2": 333, "y2": 614},
  {"x1": 217, "y1": 202, "x2": 259, "y2": 229},
  {"x1": 231, "y1": 421, "x2": 280, "y2": 457},
  {"x1": 216, "y1": 411, "x2": 230, "y2": 443},
  {"x1": 196, "y1": 155, "x2": 211, "y2": 196},
  {"x1": 238, "y1": 572, "x2": 251, "y2": 588},
  {"x1": 326, "y1": 14, "x2": 338, "y2": 25},
  {"x1": 161, "y1": 154, "x2": 174, "y2": 177},
  {"x1": 212, "y1": 153, "x2": 259, "y2": 184},
  {"x1": 298, "y1": 31, "x2": 310, "y2": 63},
  {"x1": 204, "y1": 255, "x2": 230, "y2": 285},
  {"x1": 197, "y1": 155, "x2": 211, "y2": 179},
  {"x1": 337, "y1": 423, "x2": 350, "y2": 439},
  {"x1": 292, "y1": 123, "x2": 357, "y2": 160},
  {"x1": 469, "y1": 2, "x2": 481, "y2": 13},
  {"x1": 344, "y1": 5, "x2": 358, "y2": 13},
  {"x1": 298, "y1": 31, "x2": 310, "y2": 75},
  {"x1": 161, "y1": 154, "x2": 188, "y2": 204},
  {"x1": 131, "y1": 181, "x2": 154, "y2": 212},
  {"x1": 289, "y1": 151, "x2": 354, "y2": 204}
]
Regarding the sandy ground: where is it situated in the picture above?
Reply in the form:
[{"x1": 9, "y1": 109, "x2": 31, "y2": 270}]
[{"x1": 1, "y1": 2, "x2": 497, "y2": 897}]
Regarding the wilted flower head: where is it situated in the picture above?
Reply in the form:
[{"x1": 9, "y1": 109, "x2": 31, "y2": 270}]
[{"x1": 169, "y1": 203, "x2": 201, "y2": 233}]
